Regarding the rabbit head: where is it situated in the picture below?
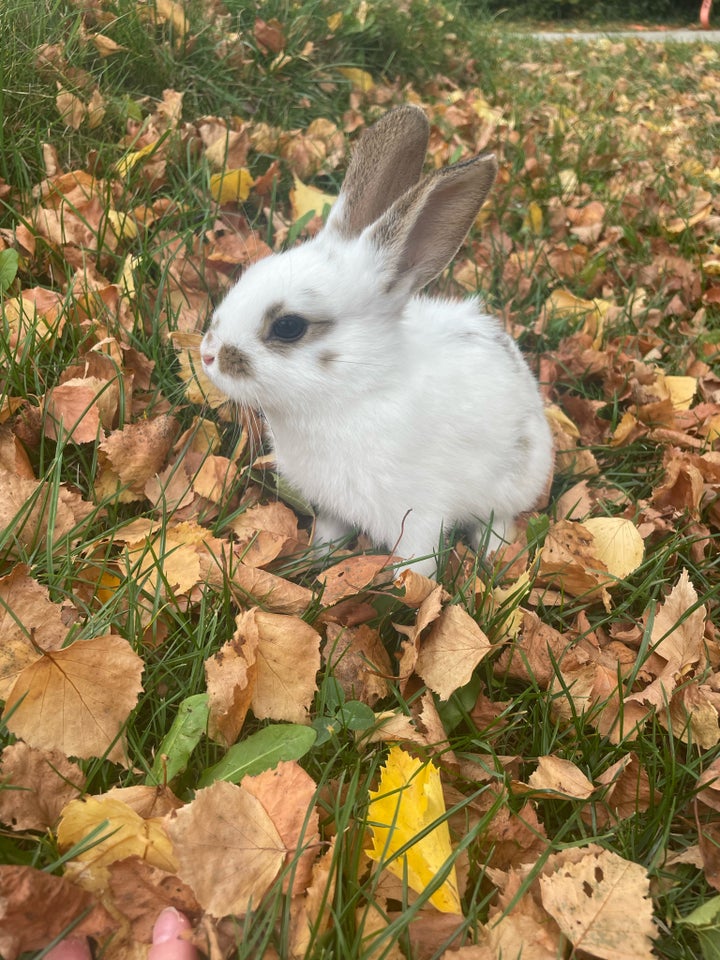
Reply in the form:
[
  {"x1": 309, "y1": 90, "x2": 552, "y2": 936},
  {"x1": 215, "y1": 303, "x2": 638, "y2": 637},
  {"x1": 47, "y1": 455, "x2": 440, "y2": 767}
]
[{"x1": 200, "y1": 106, "x2": 497, "y2": 416}]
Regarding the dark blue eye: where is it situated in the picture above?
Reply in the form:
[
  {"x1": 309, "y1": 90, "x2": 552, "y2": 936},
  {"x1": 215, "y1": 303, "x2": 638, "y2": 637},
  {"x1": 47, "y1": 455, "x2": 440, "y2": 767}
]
[{"x1": 269, "y1": 314, "x2": 308, "y2": 342}]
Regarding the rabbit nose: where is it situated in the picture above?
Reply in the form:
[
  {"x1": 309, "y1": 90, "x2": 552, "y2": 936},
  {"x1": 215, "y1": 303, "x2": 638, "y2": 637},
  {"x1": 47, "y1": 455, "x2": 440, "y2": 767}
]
[{"x1": 200, "y1": 332, "x2": 217, "y2": 366}]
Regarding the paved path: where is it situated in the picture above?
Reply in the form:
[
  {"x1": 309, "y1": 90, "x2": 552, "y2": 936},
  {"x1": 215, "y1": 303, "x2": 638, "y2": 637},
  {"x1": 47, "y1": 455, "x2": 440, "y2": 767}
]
[{"x1": 521, "y1": 29, "x2": 720, "y2": 42}]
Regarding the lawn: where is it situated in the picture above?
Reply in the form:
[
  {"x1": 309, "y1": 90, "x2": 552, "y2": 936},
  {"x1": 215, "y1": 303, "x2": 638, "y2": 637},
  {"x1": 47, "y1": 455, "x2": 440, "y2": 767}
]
[{"x1": 1, "y1": 1, "x2": 719, "y2": 958}]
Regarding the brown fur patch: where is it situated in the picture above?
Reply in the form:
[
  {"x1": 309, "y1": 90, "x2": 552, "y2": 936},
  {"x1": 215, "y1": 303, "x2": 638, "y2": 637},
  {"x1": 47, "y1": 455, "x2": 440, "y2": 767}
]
[{"x1": 218, "y1": 344, "x2": 252, "y2": 377}]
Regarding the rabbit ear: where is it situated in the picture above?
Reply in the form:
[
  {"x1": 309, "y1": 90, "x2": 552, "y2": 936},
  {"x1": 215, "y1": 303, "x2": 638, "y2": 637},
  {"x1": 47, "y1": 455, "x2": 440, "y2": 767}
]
[
  {"x1": 325, "y1": 105, "x2": 430, "y2": 239},
  {"x1": 369, "y1": 153, "x2": 498, "y2": 295}
]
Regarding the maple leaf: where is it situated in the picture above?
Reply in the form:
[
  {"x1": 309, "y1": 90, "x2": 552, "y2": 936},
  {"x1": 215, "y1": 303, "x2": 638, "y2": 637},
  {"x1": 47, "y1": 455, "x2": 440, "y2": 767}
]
[{"x1": 367, "y1": 745, "x2": 462, "y2": 914}]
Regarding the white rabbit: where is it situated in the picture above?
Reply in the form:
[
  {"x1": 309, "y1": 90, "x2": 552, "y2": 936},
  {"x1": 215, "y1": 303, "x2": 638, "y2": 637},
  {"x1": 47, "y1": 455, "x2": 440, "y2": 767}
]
[{"x1": 201, "y1": 105, "x2": 553, "y2": 576}]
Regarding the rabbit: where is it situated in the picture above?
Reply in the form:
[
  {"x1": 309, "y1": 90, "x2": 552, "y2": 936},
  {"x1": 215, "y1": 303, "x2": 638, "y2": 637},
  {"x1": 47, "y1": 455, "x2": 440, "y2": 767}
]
[{"x1": 200, "y1": 104, "x2": 553, "y2": 577}]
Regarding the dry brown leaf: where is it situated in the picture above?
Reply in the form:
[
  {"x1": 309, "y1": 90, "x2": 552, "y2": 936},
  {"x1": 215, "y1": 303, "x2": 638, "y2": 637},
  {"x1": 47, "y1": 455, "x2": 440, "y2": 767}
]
[
  {"x1": 290, "y1": 836, "x2": 337, "y2": 957},
  {"x1": 414, "y1": 605, "x2": 492, "y2": 701},
  {"x1": 234, "y1": 608, "x2": 321, "y2": 723},
  {"x1": 166, "y1": 779, "x2": 285, "y2": 918},
  {"x1": 0, "y1": 473, "x2": 94, "y2": 558},
  {"x1": 229, "y1": 501, "x2": 303, "y2": 567},
  {"x1": 394, "y1": 568, "x2": 447, "y2": 607},
  {"x1": 317, "y1": 554, "x2": 396, "y2": 605},
  {"x1": 494, "y1": 609, "x2": 572, "y2": 688},
  {"x1": 191, "y1": 454, "x2": 238, "y2": 504},
  {"x1": 90, "y1": 33, "x2": 127, "y2": 56},
  {"x1": 0, "y1": 742, "x2": 85, "y2": 831},
  {"x1": 486, "y1": 863, "x2": 566, "y2": 960},
  {"x1": 96, "y1": 414, "x2": 179, "y2": 502},
  {"x1": 625, "y1": 569, "x2": 706, "y2": 714},
  {"x1": 227, "y1": 562, "x2": 314, "y2": 615},
  {"x1": 661, "y1": 681, "x2": 720, "y2": 748},
  {"x1": 526, "y1": 755, "x2": 594, "y2": 799},
  {"x1": 396, "y1": 583, "x2": 447, "y2": 684},
  {"x1": 0, "y1": 865, "x2": 113, "y2": 960},
  {"x1": 538, "y1": 519, "x2": 613, "y2": 610},
  {"x1": 3, "y1": 634, "x2": 144, "y2": 763},
  {"x1": 106, "y1": 857, "x2": 199, "y2": 942},
  {"x1": 323, "y1": 623, "x2": 393, "y2": 706},
  {"x1": 0, "y1": 565, "x2": 69, "y2": 699},
  {"x1": 43, "y1": 376, "x2": 119, "y2": 443},
  {"x1": 241, "y1": 761, "x2": 319, "y2": 896},
  {"x1": 539, "y1": 847, "x2": 656, "y2": 958},
  {"x1": 205, "y1": 638, "x2": 254, "y2": 746},
  {"x1": 593, "y1": 753, "x2": 655, "y2": 825}
]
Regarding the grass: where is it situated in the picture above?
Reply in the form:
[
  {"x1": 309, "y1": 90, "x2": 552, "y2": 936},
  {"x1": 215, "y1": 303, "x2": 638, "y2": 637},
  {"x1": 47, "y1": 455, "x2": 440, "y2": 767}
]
[{"x1": 1, "y1": 0, "x2": 719, "y2": 958}]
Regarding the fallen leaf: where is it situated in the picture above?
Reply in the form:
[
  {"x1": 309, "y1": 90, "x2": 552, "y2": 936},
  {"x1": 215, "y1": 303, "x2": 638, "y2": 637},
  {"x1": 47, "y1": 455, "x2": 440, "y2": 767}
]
[
  {"x1": 3, "y1": 634, "x2": 144, "y2": 762},
  {"x1": 166, "y1": 779, "x2": 285, "y2": 918},
  {"x1": 581, "y1": 517, "x2": 645, "y2": 580},
  {"x1": 625, "y1": 569, "x2": 706, "y2": 714},
  {"x1": 526, "y1": 755, "x2": 594, "y2": 799},
  {"x1": 367, "y1": 745, "x2": 461, "y2": 914},
  {"x1": 414, "y1": 604, "x2": 492, "y2": 700},
  {"x1": 0, "y1": 865, "x2": 113, "y2": 959},
  {"x1": 58, "y1": 794, "x2": 177, "y2": 871},
  {"x1": 539, "y1": 847, "x2": 656, "y2": 958},
  {"x1": 209, "y1": 168, "x2": 254, "y2": 204},
  {"x1": 289, "y1": 175, "x2": 337, "y2": 222},
  {"x1": 234, "y1": 608, "x2": 321, "y2": 723},
  {"x1": 0, "y1": 742, "x2": 85, "y2": 831}
]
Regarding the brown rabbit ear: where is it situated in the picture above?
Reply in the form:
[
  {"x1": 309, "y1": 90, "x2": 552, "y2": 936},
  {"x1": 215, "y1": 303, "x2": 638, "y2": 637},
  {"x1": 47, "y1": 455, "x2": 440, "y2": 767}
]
[
  {"x1": 325, "y1": 105, "x2": 430, "y2": 239},
  {"x1": 369, "y1": 153, "x2": 498, "y2": 295}
]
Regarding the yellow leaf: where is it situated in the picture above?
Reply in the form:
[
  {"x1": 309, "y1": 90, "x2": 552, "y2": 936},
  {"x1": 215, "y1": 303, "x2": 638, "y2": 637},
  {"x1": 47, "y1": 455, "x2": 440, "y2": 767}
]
[
  {"x1": 105, "y1": 209, "x2": 139, "y2": 240},
  {"x1": 545, "y1": 404, "x2": 580, "y2": 439},
  {"x1": 326, "y1": 11, "x2": 343, "y2": 30},
  {"x1": 366, "y1": 746, "x2": 461, "y2": 914},
  {"x1": 523, "y1": 200, "x2": 543, "y2": 234},
  {"x1": 665, "y1": 375, "x2": 696, "y2": 410},
  {"x1": 289, "y1": 175, "x2": 336, "y2": 222},
  {"x1": 582, "y1": 517, "x2": 645, "y2": 580},
  {"x1": 558, "y1": 168, "x2": 579, "y2": 200},
  {"x1": 542, "y1": 288, "x2": 609, "y2": 347},
  {"x1": 703, "y1": 413, "x2": 720, "y2": 442},
  {"x1": 337, "y1": 66, "x2": 375, "y2": 92},
  {"x1": 91, "y1": 34, "x2": 126, "y2": 56},
  {"x1": 114, "y1": 140, "x2": 161, "y2": 179},
  {"x1": 703, "y1": 259, "x2": 720, "y2": 276},
  {"x1": 155, "y1": 0, "x2": 189, "y2": 35},
  {"x1": 58, "y1": 795, "x2": 177, "y2": 871},
  {"x1": 209, "y1": 167, "x2": 254, "y2": 203}
]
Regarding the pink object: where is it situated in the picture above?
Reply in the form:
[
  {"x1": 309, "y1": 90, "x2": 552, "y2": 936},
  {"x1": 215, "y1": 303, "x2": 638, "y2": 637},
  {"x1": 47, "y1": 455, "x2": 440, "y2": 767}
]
[
  {"x1": 45, "y1": 938, "x2": 92, "y2": 960},
  {"x1": 701, "y1": 0, "x2": 713, "y2": 28},
  {"x1": 148, "y1": 908, "x2": 200, "y2": 960}
]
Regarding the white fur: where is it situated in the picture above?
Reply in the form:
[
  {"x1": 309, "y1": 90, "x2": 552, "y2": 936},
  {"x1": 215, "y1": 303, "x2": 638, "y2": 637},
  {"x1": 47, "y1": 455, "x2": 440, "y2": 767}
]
[{"x1": 201, "y1": 109, "x2": 553, "y2": 575}]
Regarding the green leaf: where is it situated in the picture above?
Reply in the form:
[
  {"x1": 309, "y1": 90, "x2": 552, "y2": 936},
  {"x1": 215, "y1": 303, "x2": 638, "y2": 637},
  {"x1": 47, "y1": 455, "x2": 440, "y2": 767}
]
[
  {"x1": 145, "y1": 693, "x2": 209, "y2": 786},
  {"x1": 679, "y1": 896, "x2": 720, "y2": 960},
  {"x1": 198, "y1": 723, "x2": 316, "y2": 786},
  {"x1": 0, "y1": 249, "x2": 19, "y2": 293},
  {"x1": 336, "y1": 701, "x2": 375, "y2": 731}
]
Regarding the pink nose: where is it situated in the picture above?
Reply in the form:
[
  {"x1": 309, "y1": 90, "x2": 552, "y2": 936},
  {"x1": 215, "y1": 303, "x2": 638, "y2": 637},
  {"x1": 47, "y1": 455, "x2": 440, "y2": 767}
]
[{"x1": 201, "y1": 352, "x2": 215, "y2": 366}]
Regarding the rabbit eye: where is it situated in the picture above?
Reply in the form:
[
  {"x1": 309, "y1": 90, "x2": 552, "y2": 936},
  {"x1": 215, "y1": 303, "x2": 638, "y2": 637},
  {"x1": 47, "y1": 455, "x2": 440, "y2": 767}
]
[{"x1": 269, "y1": 313, "x2": 308, "y2": 343}]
